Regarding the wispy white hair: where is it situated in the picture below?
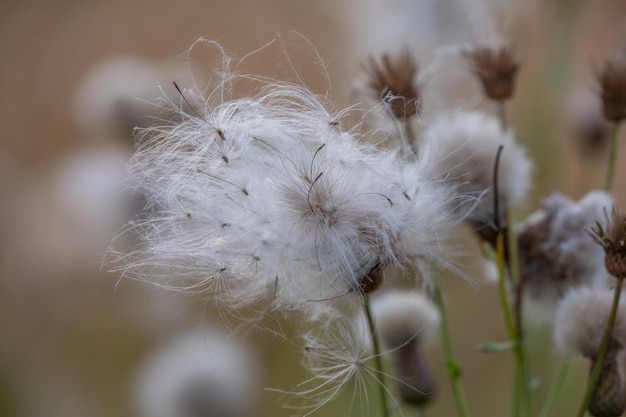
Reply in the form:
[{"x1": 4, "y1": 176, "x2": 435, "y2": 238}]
[{"x1": 109, "y1": 41, "x2": 458, "y2": 318}]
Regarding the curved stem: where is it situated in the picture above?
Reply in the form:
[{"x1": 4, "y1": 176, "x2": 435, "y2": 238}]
[
  {"x1": 433, "y1": 269, "x2": 472, "y2": 417},
  {"x1": 576, "y1": 278, "x2": 624, "y2": 417},
  {"x1": 364, "y1": 294, "x2": 390, "y2": 417},
  {"x1": 605, "y1": 123, "x2": 621, "y2": 192}
]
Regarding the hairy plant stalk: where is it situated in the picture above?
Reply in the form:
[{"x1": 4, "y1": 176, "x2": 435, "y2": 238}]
[
  {"x1": 433, "y1": 270, "x2": 471, "y2": 417},
  {"x1": 364, "y1": 294, "x2": 390, "y2": 417},
  {"x1": 605, "y1": 123, "x2": 621, "y2": 192},
  {"x1": 403, "y1": 120, "x2": 419, "y2": 157},
  {"x1": 538, "y1": 354, "x2": 571, "y2": 417},
  {"x1": 576, "y1": 278, "x2": 624, "y2": 417}
]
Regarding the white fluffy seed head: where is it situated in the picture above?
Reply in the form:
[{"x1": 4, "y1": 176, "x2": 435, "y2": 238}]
[
  {"x1": 109, "y1": 43, "x2": 458, "y2": 318},
  {"x1": 519, "y1": 190, "x2": 614, "y2": 317},
  {"x1": 421, "y1": 110, "x2": 532, "y2": 228},
  {"x1": 371, "y1": 290, "x2": 440, "y2": 349},
  {"x1": 133, "y1": 329, "x2": 261, "y2": 417},
  {"x1": 554, "y1": 286, "x2": 626, "y2": 357}
]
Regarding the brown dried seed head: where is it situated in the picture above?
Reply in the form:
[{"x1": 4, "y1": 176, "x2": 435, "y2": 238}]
[
  {"x1": 366, "y1": 50, "x2": 421, "y2": 119},
  {"x1": 393, "y1": 341, "x2": 437, "y2": 406},
  {"x1": 598, "y1": 55, "x2": 626, "y2": 123},
  {"x1": 464, "y1": 45, "x2": 520, "y2": 101},
  {"x1": 591, "y1": 207, "x2": 626, "y2": 279},
  {"x1": 587, "y1": 339, "x2": 625, "y2": 417}
]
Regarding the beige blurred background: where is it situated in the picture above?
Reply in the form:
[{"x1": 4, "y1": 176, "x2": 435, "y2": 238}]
[{"x1": 1, "y1": 1, "x2": 626, "y2": 417}]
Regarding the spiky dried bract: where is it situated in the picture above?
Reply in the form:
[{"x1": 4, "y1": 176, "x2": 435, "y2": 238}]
[
  {"x1": 371, "y1": 290, "x2": 440, "y2": 349},
  {"x1": 366, "y1": 50, "x2": 421, "y2": 119},
  {"x1": 598, "y1": 54, "x2": 626, "y2": 123},
  {"x1": 463, "y1": 44, "x2": 520, "y2": 101},
  {"x1": 591, "y1": 207, "x2": 626, "y2": 280},
  {"x1": 421, "y1": 111, "x2": 532, "y2": 239},
  {"x1": 519, "y1": 191, "x2": 614, "y2": 315},
  {"x1": 110, "y1": 55, "x2": 457, "y2": 317},
  {"x1": 554, "y1": 286, "x2": 626, "y2": 356},
  {"x1": 134, "y1": 329, "x2": 260, "y2": 417}
]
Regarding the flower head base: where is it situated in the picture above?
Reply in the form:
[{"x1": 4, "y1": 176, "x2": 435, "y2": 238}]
[
  {"x1": 598, "y1": 53, "x2": 626, "y2": 123},
  {"x1": 591, "y1": 207, "x2": 626, "y2": 280},
  {"x1": 463, "y1": 44, "x2": 520, "y2": 101},
  {"x1": 366, "y1": 50, "x2": 422, "y2": 119}
]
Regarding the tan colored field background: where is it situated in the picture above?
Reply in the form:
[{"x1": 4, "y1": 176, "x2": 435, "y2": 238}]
[{"x1": 1, "y1": 1, "x2": 626, "y2": 417}]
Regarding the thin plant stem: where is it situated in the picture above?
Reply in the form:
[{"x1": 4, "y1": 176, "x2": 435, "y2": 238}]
[
  {"x1": 576, "y1": 278, "x2": 624, "y2": 417},
  {"x1": 605, "y1": 123, "x2": 621, "y2": 192},
  {"x1": 432, "y1": 269, "x2": 472, "y2": 417},
  {"x1": 403, "y1": 119, "x2": 419, "y2": 157},
  {"x1": 363, "y1": 294, "x2": 390, "y2": 417},
  {"x1": 538, "y1": 353, "x2": 571, "y2": 417},
  {"x1": 507, "y1": 208, "x2": 529, "y2": 417},
  {"x1": 496, "y1": 232, "x2": 521, "y2": 417}
]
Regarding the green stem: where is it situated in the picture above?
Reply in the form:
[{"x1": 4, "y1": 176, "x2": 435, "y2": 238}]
[
  {"x1": 538, "y1": 354, "x2": 571, "y2": 417},
  {"x1": 576, "y1": 278, "x2": 624, "y2": 417},
  {"x1": 605, "y1": 123, "x2": 621, "y2": 192},
  {"x1": 364, "y1": 294, "x2": 390, "y2": 417},
  {"x1": 433, "y1": 270, "x2": 471, "y2": 417},
  {"x1": 496, "y1": 232, "x2": 522, "y2": 417}
]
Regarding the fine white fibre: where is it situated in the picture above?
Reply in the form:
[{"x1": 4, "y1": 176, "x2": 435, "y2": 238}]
[
  {"x1": 519, "y1": 190, "x2": 614, "y2": 318},
  {"x1": 554, "y1": 287, "x2": 626, "y2": 357},
  {"x1": 133, "y1": 329, "x2": 260, "y2": 417},
  {"x1": 371, "y1": 290, "x2": 440, "y2": 349},
  {"x1": 421, "y1": 110, "x2": 532, "y2": 227},
  {"x1": 110, "y1": 42, "x2": 458, "y2": 316}
]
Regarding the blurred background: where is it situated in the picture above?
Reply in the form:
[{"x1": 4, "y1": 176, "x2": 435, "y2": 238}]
[{"x1": 1, "y1": 0, "x2": 626, "y2": 416}]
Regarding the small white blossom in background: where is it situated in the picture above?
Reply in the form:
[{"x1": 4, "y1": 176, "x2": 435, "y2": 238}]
[
  {"x1": 134, "y1": 329, "x2": 261, "y2": 417},
  {"x1": 518, "y1": 190, "x2": 614, "y2": 318},
  {"x1": 421, "y1": 110, "x2": 532, "y2": 241},
  {"x1": 110, "y1": 42, "x2": 459, "y2": 319}
]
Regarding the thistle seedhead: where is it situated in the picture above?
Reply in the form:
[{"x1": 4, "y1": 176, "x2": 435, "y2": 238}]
[
  {"x1": 366, "y1": 50, "x2": 422, "y2": 119},
  {"x1": 591, "y1": 207, "x2": 626, "y2": 280},
  {"x1": 463, "y1": 44, "x2": 520, "y2": 101},
  {"x1": 519, "y1": 191, "x2": 614, "y2": 316},
  {"x1": 598, "y1": 53, "x2": 626, "y2": 123}
]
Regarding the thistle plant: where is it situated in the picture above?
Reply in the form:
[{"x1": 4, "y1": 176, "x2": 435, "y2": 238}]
[{"x1": 107, "y1": 30, "x2": 626, "y2": 417}]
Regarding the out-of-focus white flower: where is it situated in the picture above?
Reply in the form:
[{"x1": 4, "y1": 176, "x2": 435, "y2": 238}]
[
  {"x1": 110, "y1": 43, "x2": 457, "y2": 317},
  {"x1": 421, "y1": 110, "x2": 532, "y2": 242},
  {"x1": 519, "y1": 191, "x2": 614, "y2": 318},
  {"x1": 134, "y1": 329, "x2": 261, "y2": 417}
]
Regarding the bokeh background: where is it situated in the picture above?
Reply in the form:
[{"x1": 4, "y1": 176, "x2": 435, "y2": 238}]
[{"x1": 1, "y1": 0, "x2": 626, "y2": 416}]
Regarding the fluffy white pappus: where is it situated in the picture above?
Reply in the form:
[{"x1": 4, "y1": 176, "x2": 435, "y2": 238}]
[
  {"x1": 421, "y1": 110, "x2": 532, "y2": 227},
  {"x1": 371, "y1": 290, "x2": 440, "y2": 349},
  {"x1": 554, "y1": 287, "x2": 626, "y2": 357},
  {"x1": 519, "y1": 191, "x2": 614, "y2": 318},
  {"x1": 134, "y1": 329, "x2": 261, "y2": 417},
  {"x1": 271, "y1": 317, "x2": 386, "y2": 417},
  {"x1": 110, "y1": 52, "x2": 458, "y2": 316}
]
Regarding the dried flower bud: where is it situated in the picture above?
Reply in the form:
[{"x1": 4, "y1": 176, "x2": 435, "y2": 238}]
[
  {"x1": 591, "y1": 207, "x2": 626, "y2": 280},
  {"x1": 463, "y1": 44, "x2": 520, "y2": 101},
  {"x1": 598, "y1": 54, "x2": 626, "y2": 123},
  {"x1": 588, "y1": 342, "x2": 625, "y2": 417},
  {"x1": 366, "y1": 50, "x2": 422, "y2": 119},
  {"x1": 370, "y1": 291, "x2": 439, "y2": 406}
]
